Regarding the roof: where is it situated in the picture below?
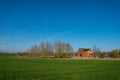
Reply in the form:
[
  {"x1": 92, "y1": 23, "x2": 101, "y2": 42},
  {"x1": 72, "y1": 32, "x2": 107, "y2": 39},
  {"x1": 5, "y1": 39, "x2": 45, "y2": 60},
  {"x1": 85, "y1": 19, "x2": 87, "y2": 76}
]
[{"x1": 78, "y1": 48, "x2": 92, "y2": 52}]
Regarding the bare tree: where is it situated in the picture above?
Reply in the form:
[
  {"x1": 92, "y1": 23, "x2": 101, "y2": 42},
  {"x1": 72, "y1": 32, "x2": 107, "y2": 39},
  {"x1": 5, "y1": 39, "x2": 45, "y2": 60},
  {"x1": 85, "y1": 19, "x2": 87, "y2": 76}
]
[
  {"x1": 65, "y1": 43, "x2": 73, "y2": 57},
  {"x1": 93, "y1": 45, "x2": 100, "y2": 58},
  {"x1": 45, "y1": 41, "x2": 53, "y2": 56},
  {"x1": 30, "y1": 44, "x2": 38, "y2": 56}
]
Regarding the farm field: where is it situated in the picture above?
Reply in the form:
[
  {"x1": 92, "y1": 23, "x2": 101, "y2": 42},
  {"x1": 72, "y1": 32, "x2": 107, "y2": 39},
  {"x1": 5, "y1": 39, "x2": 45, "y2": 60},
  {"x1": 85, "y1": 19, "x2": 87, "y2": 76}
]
[{"x1": 0, "y1": 53, "x2": 120, "y2": 80}]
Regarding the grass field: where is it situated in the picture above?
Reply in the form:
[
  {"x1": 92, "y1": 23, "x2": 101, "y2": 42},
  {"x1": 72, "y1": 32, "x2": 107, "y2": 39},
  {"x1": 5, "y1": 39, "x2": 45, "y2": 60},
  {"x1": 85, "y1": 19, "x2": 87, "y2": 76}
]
[{"x1": 0, "y1": 53, "x2": 120, "y2": 80}]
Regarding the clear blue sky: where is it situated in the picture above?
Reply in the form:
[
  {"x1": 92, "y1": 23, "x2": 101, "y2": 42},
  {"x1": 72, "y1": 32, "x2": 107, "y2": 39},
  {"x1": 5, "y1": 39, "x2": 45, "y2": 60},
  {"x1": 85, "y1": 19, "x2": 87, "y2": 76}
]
[{"x1": 0, "y1": 0, "x2": 120, "y2": 52}]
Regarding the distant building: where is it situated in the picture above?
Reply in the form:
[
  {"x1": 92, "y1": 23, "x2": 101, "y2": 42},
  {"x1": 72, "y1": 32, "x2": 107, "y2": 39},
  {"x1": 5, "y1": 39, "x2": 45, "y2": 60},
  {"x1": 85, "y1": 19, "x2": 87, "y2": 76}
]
[{"x1": 77, "y1": 48, "x2": 94, "y2": 58}]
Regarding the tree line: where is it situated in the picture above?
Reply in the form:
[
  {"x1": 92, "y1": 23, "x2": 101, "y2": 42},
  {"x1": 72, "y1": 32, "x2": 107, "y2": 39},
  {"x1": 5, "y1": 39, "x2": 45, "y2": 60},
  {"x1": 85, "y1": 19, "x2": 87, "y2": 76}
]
[
  {"x1": 24, "y1": 41, "x2": 73, "y2": 58},
  {"x1": 93, "y1": 46, "x2": 120, "y2": 58},
  {"x1": 17, "y1": 43, "x2": 120, "y2": 58}
]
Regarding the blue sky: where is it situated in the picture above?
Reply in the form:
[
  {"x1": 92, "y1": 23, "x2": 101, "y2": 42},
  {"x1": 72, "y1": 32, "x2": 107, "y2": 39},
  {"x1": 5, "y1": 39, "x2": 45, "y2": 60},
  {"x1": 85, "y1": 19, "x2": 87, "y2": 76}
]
[{"x1": 0, "y1": 0, "x2": 120, "y2": 52}]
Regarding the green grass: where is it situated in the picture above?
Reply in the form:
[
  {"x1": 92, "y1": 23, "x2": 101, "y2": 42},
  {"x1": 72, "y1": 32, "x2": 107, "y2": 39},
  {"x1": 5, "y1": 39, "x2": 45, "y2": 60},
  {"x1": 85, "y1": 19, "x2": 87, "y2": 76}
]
[{"x1": 0, "y1": 53, "x2": 120, "y2": 80}]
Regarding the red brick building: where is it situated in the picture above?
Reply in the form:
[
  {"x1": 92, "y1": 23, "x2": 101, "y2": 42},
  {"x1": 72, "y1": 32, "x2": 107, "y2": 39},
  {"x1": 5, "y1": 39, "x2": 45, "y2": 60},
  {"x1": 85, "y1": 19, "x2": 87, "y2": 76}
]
[{"x1": 77, "y1": 48, "x2": 94, "y2": 58}]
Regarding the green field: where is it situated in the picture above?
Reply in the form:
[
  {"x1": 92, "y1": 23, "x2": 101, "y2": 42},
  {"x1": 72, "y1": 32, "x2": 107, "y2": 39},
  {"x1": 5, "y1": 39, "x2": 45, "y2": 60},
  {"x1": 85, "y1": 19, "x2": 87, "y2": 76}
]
[{"x1": 0, "y1": 53, "x2": 120, "y2": 80}]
